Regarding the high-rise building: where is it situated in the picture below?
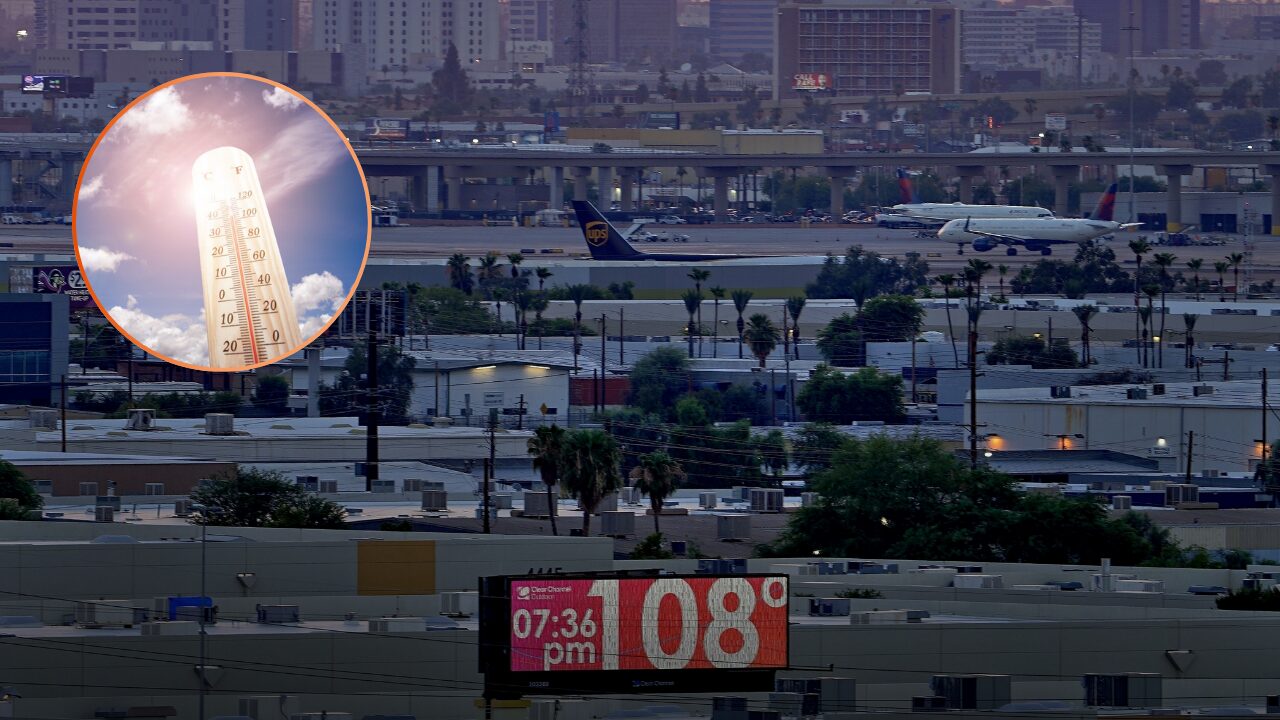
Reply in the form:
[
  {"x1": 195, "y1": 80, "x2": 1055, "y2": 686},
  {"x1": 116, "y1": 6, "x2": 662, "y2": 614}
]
[
  {"x1": 218, "y1": 0, "x2": 293, "y2": 51},
  {"x1": 960, "y1": 3, "x2": 1102, "y2": 81},
  {"x1": 709, "y1": 0, "x2": 777, "y2": 63},
  {"x1": 1074, "y1": 0, "x2": 1199, "y2": 55},
  {"x1": 507, "y1": 0, "x2": 553, "y2": 68},
  {"x1": 775, "y1": 0, "x2": 960, "y2": 97},
  {"x1": 35, "y1": 0, "x2": 212, "y2": 50},
  {"x1": 314, "y1": 0, "x2": 501, "y2": 70},
  {"x1": 550, "y1": 0, "x2": 677, "y2": 64}
]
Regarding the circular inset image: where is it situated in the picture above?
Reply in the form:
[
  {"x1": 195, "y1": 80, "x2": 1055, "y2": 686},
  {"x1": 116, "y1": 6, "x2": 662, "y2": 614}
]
[{"x1": 73, "y1": 72, "x2": 370, "y2": 371}]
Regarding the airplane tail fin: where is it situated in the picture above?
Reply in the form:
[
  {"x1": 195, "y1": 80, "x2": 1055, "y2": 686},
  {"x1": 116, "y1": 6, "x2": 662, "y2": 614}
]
[
  {"x1": 896, "y1": 168, "x2": 918, "y2": 204},
  {"x1": 571, "y1": 201, "x2": 644, "y2": 260},
  {"x1": 1092, "y1": 182, "x2": 1119, "y2": 222}
]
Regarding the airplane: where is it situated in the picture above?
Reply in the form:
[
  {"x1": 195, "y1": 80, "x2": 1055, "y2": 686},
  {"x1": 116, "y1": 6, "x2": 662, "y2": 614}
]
[
  {"x1": 878, "y1": 169, "x2": 1054, "y2": 226},
  {"x1": 938, "y1": 183, "x2": 1138, "y2": 256},
  {"x1": 571, "y1": 201, "x2": 761, "y2": 261}
]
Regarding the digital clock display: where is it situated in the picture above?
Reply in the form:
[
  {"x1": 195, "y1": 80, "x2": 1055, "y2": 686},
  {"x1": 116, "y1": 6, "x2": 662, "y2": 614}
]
[{"x1": 508, "y1": 576, "x2": 789, "y2": 673}]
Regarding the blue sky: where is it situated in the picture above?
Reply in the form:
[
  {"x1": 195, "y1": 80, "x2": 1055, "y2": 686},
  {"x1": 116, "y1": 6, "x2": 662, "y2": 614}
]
[{"x1": 75, "y1": 75, "x2": 368, "y2": 367}]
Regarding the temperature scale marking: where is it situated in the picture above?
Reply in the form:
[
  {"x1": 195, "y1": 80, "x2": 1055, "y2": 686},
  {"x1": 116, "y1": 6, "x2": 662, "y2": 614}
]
[{"x1": 193, "y1": 146, "x2": 302, "y2": 368}]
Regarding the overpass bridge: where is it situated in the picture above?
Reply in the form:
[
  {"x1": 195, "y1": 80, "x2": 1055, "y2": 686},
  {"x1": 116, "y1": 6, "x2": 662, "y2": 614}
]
[{"x1": 5, "y1": 136, "x2": 1279, "y2": 231}]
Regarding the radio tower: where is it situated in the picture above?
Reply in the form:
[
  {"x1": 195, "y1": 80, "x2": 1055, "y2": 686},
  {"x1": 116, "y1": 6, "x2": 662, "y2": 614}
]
[{"x1": 567, "y1": 0, "x2": 591, "y2": 125}]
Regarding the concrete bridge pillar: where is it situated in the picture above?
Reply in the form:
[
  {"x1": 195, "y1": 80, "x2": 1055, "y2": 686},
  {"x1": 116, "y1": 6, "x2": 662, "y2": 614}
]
[
  {"x1": 410, "y1": 166, "x2": 441, "y2": 214},
  {"x1": 701, "y1": 168, "x2": 738, "y2": 221},
  {"x1": 1266, "y1": 165, "x2": 1280, "y2": 235},
  {"x1": 619, "y1": 170, "x2": 635, "y2": 212},
  {"x1": 1050, "y1": 166, "x2": 1077, "y2": 218},
  {"x1": 548, "y1": 166, "x2": 563, "y2": 208},
  {"x1": 0, "y1": 158, "x2": 12, "y2": 207},
  {"x1": 571, "y1": 166, "x2": 592, "y2": 203},
  {"x1": 445, "y1": 176, "x2": 463, "y2": 211},
  {"x1": 1158, "y1": 165, "x2": 1192, "y2": 231},
  {"x1": 827, "y1": 168, "x2": 846, "y2": 217},
  {"x1": 596, "y1": 166, "x2": 614, "y2": 207},
  {"x1": 955, "y1": 165, "x2": 984, "y2": 205}
]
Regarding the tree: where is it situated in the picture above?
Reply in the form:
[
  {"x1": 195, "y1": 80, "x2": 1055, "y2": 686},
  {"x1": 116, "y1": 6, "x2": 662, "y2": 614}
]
[
  {"x1": 744, "y1": 313, "x2": 780, "y2": 367},
  {"x1": 815, "y1": 313, "x2": 863, "y2": 367},
  {"x1": 1186, "y1": 258, "x2": 1203, "y2": 301},
  {"x1": 695, "y1": 73, "x2": 711, "y2": 103},
  {"x1": 528, "y1": 424, "x2": 567, "y2": 536},
  {"x1": 629, "y1": 451, "x2": 686, "y2": 534},
  {"x1": 710, "y1": 286, "x2": 726, "y2": 357},
  {"x1": 732, "y1": 289, "x2": 753, "y2": 359},
  {"x1": 189, "y1": 468, "x2": 345, "y2": 528},
  {"x1": 432, "y1": 43, "x2": 472, "y2": 114},
  {"x1": 1152, "y1": 252, "x2": 1177, "y2": 368},
  {"x1": 935, "y1": 274, "x2": 960, "y2": 368},
  {"x1": 1183, "y1": 313, "x2": 1198, "y2": 369},
  {"x1": 1228, "y1": 252, "x2": 1245, "y2": 302},
  {"x1": 786, "y1": 296, "x2": 806, "y2": 360},
  {"x1": 447, "y1": 254, "x2": 473, "y2": 295},
  {"x1": 858, "y1": 294, "x2": 924, "y2": 343},
  {"x1": 996, "y1": 264, "x2": 1009, "y2": 301},
  {"x1": 688, "y1": 269, "x2": 710, "y2": 354},
  {"x1": 1023, "y1": 97, "x2": 1038, "y2": 119},
  {"x1": 627, "y1": 346, "x2": 691, "y2": 419},
  {"x1": 1214, "y1": 260, "x2": 1230, "y2": 301},
  {"x1": 535, "y1": 267, "x2": 553, "y2": 292},
  {"x1": 1166, "y1": 76, "x2": 1197, "y2": 110},
  {"x1": 806, "y1": 246, "x2": 929, "y2": 300},
  {"x1": 681, "y1": 289, "x2": 702, "y2": 358},
  {"x1": 1196, "y1": 60, "x2": 1228, "y2": 87},
  {"x1": 0, "y1": 461, "x2": 41, "y2": 520},
  {"x1": 1222, "y1": 76, "x2": 1254, "y2": 109},
  {"x1": 560, "y1": 429, "x2": 622, "y2": 536},
  {"x1": 635, "y1": 83, "x2": 650, "y2": 104},
  {"x1": 566, "y1": 284, "x2": 593, "y2": 370},
  {"x1": 1129, "y1": 238, "x2": 1151, "y2": 364},
  {"x1": 987, "y1": 334, "x2": 1078, "y2": 369},
  {"x1": 792, "y1": 423, "x2": 848, "y2": 475},
  {"x1": 1217, "y1": 110, "x2": 1265, "y2": 142},
  {"x1": 796, "y1": 365, "x2": 904, "y2": 424},
  {"x1": 971, "y1": 96, "x2": 1018, "y2": 127},
  {"x1": 1072, "y1": 304, "x2": 1097, "y2": 366},
  {"x1": 320, "y1": 343, "x2": 416, "y2": 424},
  {"x1": 252, "y1": 375, "x2": 290, "y2": 413}
]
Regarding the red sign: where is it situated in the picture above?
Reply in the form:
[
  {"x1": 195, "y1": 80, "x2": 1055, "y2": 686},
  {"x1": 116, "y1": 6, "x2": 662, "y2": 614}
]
[
  {"x1": 793, "y1": 73, "x2": 831, "y2": 91},
  {"x1": 508, "y1": 576, "x2": 788, "y2": 673}
]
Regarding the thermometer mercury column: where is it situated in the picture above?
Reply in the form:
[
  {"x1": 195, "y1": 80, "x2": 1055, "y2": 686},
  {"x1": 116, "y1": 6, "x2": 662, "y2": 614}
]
[{"x1": 192, "y1": 146, "x2": 302, "y2": 368}]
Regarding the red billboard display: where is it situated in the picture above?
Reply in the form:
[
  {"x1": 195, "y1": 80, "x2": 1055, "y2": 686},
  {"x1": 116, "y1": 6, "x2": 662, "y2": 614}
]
[
  {"x1": 793, "y1": 73, "x2": 831, "y2": 91},
  {"x1": 507, "y1": 575, "x2": 788, "y2": 674}
]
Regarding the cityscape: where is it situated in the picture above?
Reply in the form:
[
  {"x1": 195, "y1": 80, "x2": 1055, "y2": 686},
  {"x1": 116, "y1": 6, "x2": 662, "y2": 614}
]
[{"x1": 4, "y1": 0, "x2": 1280, "y2": 718}]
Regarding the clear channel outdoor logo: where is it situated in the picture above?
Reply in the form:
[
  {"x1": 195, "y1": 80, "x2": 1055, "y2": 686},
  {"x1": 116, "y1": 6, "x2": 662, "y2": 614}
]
[{"x1": 515, "y1": 584, "x2": 573, "y2": 601}]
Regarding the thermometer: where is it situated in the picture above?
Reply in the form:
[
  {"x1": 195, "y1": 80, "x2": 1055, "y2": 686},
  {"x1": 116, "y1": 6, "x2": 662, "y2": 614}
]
[{"x1": 192, "y1": 146, "x2": 302, "y2": 368}]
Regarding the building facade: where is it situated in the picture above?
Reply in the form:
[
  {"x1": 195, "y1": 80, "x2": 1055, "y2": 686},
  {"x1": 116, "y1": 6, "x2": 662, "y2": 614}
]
[
  {"x1": 960, "y1": 3, "x2": 1102, "y2": 82},
  {"x1": 709, "y1": 0, "x2": 777, "y2": 63},
  {"x1": 1073, "y1": 0, "x2": 1200, "y2": 55},
  {"x1": 0, "y1": 294, "x2": 69, "y2": 408},
  {"x1": 314, "y1": 0, "x2": 501, "y2": 72},
  {"x1": 775, "y1": 0, "x2": 961, "y2": 98}
]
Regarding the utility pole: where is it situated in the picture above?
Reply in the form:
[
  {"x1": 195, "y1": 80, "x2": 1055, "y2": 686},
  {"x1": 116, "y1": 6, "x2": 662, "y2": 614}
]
[
  {"x1": 1224, "y1": 350, "x2": 1230, "y2": 381},
  {"x1": 365, "y1": 331, "x2": 379, "y2": 492},
  {"x1": 599, "y1": 313, "x2": 607, "y2": 374},
  {"x1": 1263, "y1": 368, "x2": 1269, "y2": 465},
  {"x1": 484, "y1": 408, "x2": 497, "y2": 534},
  {"x1": 1185, "y1": 430, "x2": 1194, "y2": 484},
  {"x1": 1124, "y1": 0, "x2": 1139, "y2": 225},
  {"x1": 567, "y1": 0, "x2": 592, "y2": 124},
  {"x1": 969, "y1": 326, "x2": 979, "y2": 470},
  {"x1": 618, "y1": 307, "x2": 625, "y2": 365},
  {"x1": 1047, "y1": 317, "x2": 1053, "y2": 350},
  {"x1": 433, "y1": 360, "x2": 440, "y2": 418},
  {"x1": 60, "y1": 374, "x2": 67, "y2": 453},
  {"x1": 517, "y1": 394, "x2": 526, "y2": 430}
]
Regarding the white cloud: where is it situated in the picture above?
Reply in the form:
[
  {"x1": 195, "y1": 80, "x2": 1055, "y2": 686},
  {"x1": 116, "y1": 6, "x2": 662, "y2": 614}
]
[
  {"x1": 299, "y1": 313, "x2": 333, "y2": 338},
  {"x1": 113, "y1": 86, "x2": 193, "y2": 138},
  {"x1": 108, "y1": 301, "x2": 208, "y2": 366},
  {"x1": 79, "y1": 246, "x2": 134, "y2": 273},
  {"x1": 291, "y1": 271, "x2": 346, "y2": 314},
  {"x1": 78, "y1": 175, "x2": 104, "y2": 202},
  {"x1": 262, "y1": 86, "x2": 303, "y2": 111},
  {"x1": 254, "y1": 119, "x2": 347, "y2": 200}
]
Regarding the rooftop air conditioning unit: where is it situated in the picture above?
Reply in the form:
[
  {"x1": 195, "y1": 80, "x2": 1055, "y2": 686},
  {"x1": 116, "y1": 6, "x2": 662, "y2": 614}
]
[
  {"x1": 717, "y1": 513, "x2": 751, "y2": 541},
  {"x1": 28, "y1": 408, "x2": 57, "y2": 430},
  {"x1": 174, "y1": 499, "x2": 192, "y2": 517},
  {"x1": 1115, "y1": 579, "x2": 1164, "y2": 593},
  {"x1": 295, "y1": 476, "x2": 319, "y2": 492},
  {"x1": 930, "y1": 675, "x2": 1012, "y2": 710},
  {"x1": 204, "y1": 413, "x2": 234, "y2": 435},
  {"x1": 125, "y1": 408, "x2": 156, "y2": 431},
  {"x1": 1083, "y1": 673, "x2": 1162, "y2": 708},
  {"x1": 368, "y1": 617, "x2": 426, "y2": 633},
  {"x1": 954, "y1": 574, "x2": 1003, "y2": 589},
  {"x1": 75, "y1": 600, "x2": 142, "y2": 628},
  {"x1": 699, "y1": 491, "x2": 718, "y2": 509},
  {"x1": 1126, "y1": 388, "x2": 1148, "y2": 400},
  {"x1": 912, "y1": 696, "x2": 948, "y2": 712},
  {"x1": 1166, "y1": 483, "x2": 1200, "y2": 505},
  {"x1": 521, "y1": 491, "x2": 554, "y2": 517},
  {"x1": 1112, "y1": 495, "x2": 1133, "y2": 510},
  {"x1": 140, "y1": 621, "x2": 200, "y2": 636},
  {"x1": 801, "y1": 492, "x2": 819, "y2": 507},
  {"x1": 808, "y1": 597, "x2": 852, "y2": 616},
  {"x1": 699, "y1": 558, "x2": 748, "y2": 574},
  {"x1": 421, "y1": 489, "x2": 448, "y2": 512},
  {"x1": 851, "y1": 610, "x2": 909, "y2": 624},
  {"x1": 440, "y1": 591, "x2": 479, "y2": 617},
  {"x1": 492, "y1": 493, "x2": 514, "y2": 510},
  {"x1": 256, "y1": 605, "x2": 300, "y2": 624},
  {"x1": 1151, "y1": 383, "x2": 1166, "y2": 395},
  {"x1": 749, "y1": 488, "x2": 784, "y2": 513},
  {"x1": 769, "y1": 692, "x2": 820, "y2": 717},
  {"x1": 402, "y1": 479, "x2": 423, "y2": 493},
  {"x1": 318, "y1": 480, "x2": 338, "y2": 494},
  {"x1": 370, "y1": 479, "x2": 396, "y2": 493},
  {"x1": 94, "y1": 506, "x2": 114, "y2": 523},
  {"x1": 1201, "y1": 468, "x2": 1223, "y2": 478},
  {"x1": 1050, "y1": 386, "x2": 1072, "y2": 399},
  {"x1": 1193, "y1": 385, "x2": 1215, "y2": 396},
  {"x1": 599, "y1": 510, "x2": 636, "y2": 538},
  {"x1": 619, "y1": 486, "x2": 641, "y2": 504}
]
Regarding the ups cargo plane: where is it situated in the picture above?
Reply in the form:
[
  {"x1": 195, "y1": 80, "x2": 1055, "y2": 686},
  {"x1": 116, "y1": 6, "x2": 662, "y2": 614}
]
[{"x1": 572, "y1": 201, "x2": 762, "y2": 261}]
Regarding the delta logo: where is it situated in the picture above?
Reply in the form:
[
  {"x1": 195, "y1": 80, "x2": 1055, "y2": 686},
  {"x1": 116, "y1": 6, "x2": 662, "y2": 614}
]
[{"x1": 584, "y1": 220, "x2": 609, "y2": 247}]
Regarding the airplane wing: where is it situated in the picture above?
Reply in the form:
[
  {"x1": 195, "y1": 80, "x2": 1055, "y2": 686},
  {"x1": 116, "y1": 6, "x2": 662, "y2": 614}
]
[{"x1": 962, "y1": 227, "x2": 1036, "y2": 247}]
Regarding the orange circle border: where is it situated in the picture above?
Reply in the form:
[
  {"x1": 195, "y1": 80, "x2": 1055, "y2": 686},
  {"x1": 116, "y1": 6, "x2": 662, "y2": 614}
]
[{"x1": 71, "y1": 71, "x2": 373, "y2": 374}]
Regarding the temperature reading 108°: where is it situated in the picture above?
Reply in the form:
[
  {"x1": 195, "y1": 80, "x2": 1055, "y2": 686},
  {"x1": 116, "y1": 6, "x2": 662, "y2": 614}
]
[{"x1": 192, "y1": 146, "x2": 302, "y2": 368}]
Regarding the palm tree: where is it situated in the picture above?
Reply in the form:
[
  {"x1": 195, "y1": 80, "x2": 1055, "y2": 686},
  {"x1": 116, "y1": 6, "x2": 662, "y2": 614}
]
[
  {"x1": 560, "y1": 429, "x2": 622, "y2": 536},
  {"x1": 1071, "y1": 304, "x2": 1098, "y2": 366},
  {"x1": 1142, "y1": 284, "x2": 1159, "y2": 368},
  {"x1": 744, "y1": 313, "x2": 780, "y2": 368},
  {"x1": 1227, "y1": 252, "x2": 1245, "y2": 302},
  {"x1": 786, "y1": 296, "x2": 806, "y2": 359},
  {"x1": 507, "y1": 252, "x2": 524, "y2": 280},
  {"x1": 535, "y1": 267, "x2": 552, "y2": 292},
  {"x1": 936, "y1": 274, "x2": 960, "y2": 368},
  {"x1": 732, "y1": 289, "x2": 753, "y2": 359},
  {"x1": 996, "y1": 264, "x2": 1009, "y2": 302},
  {"x1": 710, "y1": 286, "x2": 726, "y2": 358},
  {"x1": 514, "y1": 291, "x2": 533, "y2": 350},
  {"x1": 1128, "y1": 238, "x2": 1151, "y2": 364},
  {"x1": 688, "y1": 269, "x2": 710, "y2": 356},
  {"x1": 447, "y1": 253, "x2": 473, "y2": 295},
  {"x1": 1137, "y1": 304, "x2": 1152, "y2": 368},
  {"x1": 1214, "y1": 261, "x2": 1229, "y2": 301},
  {"x1": 963, "y1": 259, "x2": 992, "y2": 332},
  {"x1": 527, "y1": 424, "x2": 567, "y2": 536},
  {"x1": 629, "y1": 451, "x2": 685, "y2": 535},
  {"x1": 1183, "y1": 313, "x2": 1197, "y2": 368},
  {"x1": 477, "y1": 251, "x2": 503, "y2": 299},
  {"x1": 566, "y1": 284, "x2": 593, "y2": 372},
  {"x1": 1153, "y1": 252, "x2": 1176, "y2": 368},
  {"x1": 530, "y1": 293, "x2": 549, "y2": 349},
  {"x1": 1023, "y1": 97, "x2": 1038, "y2": 119},
  {"x1": 681, "y1": 289, "x2": 702, "y2": 358},
  {"x1": 1186, "y1": 258, "x2": 1203, "y2": 301}
]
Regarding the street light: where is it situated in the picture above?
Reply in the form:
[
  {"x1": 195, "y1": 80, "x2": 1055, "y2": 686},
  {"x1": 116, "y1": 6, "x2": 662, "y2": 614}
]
[{"x1": 189, "y1": 503, "x2": 222, "y2": 720}]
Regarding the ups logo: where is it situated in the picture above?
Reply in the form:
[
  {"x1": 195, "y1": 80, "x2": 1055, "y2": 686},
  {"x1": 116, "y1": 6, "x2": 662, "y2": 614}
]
[{"x1": 584, "y1": 221, "x2": 609, "y2": 247}]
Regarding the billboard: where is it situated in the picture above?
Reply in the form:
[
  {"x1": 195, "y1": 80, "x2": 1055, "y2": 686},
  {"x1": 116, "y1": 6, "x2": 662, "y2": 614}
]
[
  {"x1": 363, "y1": 117, "x2": 409, "y2": 140},
  {"x1": 29, "y1": 266, "x2": 96, "y2": 315},
  {"x1": 21, "y1": 74, "x2": 48, "y2": 94},
  {"x1": 481, "y1": 573, "x2": 789, "y2": 696},
  {"x1": 793, "y1": 73, "x2": 831, "y2": 91},
  {"x1": 642, "y1": 112, "x2": 680, "y2": 129},
  {"x1": 1044, "y1": 113, "x2": 1067, "y2": 131}
]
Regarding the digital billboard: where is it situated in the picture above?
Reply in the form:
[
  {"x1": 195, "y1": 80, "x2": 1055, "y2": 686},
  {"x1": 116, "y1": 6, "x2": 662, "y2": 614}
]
[
  {"x1": 21, "y1": 74, "x2": 47, "y2": 94},
  {"x1": 793, "y1": 73, "x2": 831, "y2": 91},
  {"x1": 27, "y1": 267, "x2": 96, "y2": 316},
  {"x1": 480, "y1": 573, "x2": 788, "y2": 697}
]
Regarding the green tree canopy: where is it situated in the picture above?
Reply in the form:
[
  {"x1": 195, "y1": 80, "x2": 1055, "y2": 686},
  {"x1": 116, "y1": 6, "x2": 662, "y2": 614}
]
[
  {"x1": 796, "y1": 365, "x2": 904, "y2": 424},
  {"x1": 252, "y1": 375, "x2": 290, "y2": 413},
  {"x1": 190, "y1": 468, "x2": 345, "y2": 528},
  {"x1": 627, "y1": 347, "x2": 691, "y2": 420},
  {"x1": 320, "y1": 344, "x2": 416, "y2": 424},
  {"x1": 987, "y1": 333, "x2": 1079, "y2": 369},
  {"x1": 0, "y1": 461, "x2": 42, "y2": 520},
  {"x1": 806, "y1": 247, "x2": 930, "y2": 300}
]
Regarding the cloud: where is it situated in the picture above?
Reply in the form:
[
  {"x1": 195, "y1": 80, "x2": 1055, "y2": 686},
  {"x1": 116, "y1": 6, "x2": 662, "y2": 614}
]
[
  {"x1": 291, "y1": 271, "x2": 346, "y2": 314},
  {"x1": 113, "y1": 86, "x2": 193, "y2": 138},
  {"x1": 78, "y1": 175, "x2": 104, "y2": 202},
  {"x1": 299, "y1": 313, "x2": 333, "y2": 338},
  {"x1": 79, "y1": 246, "x2": 134, "y2": 273},
  {"x1": 254, "y1": 118, "x2": 347, "y2": 200},
  {"x1": 108, "y1": 299, "x2": 208, "y2": 366},
  {"x1": 262, "y1": 86, "x2": 303, "y2": 111}
]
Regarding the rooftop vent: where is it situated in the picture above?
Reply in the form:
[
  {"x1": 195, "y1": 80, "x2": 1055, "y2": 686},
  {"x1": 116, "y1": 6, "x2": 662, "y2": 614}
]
[
  {"x1": 204, "y1": 413, "x2": 234, "y2": 435},
  {"x1": 126, "y1": 408, "x2": 156, "y2": 431},
  {"x1": 28, "y1": 408, "x2": 57, "y2": 430}
]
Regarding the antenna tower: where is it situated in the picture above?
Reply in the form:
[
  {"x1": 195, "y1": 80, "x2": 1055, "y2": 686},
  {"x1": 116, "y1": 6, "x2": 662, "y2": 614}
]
[{"x1": 567, "y1": 0, "x2": 592, "y2": 124}]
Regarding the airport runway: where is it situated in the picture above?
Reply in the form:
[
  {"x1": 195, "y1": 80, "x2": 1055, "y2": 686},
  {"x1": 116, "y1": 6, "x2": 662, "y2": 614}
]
[{"x1": 2, "y1": 222, "x2": 1273, "y2": 277}]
